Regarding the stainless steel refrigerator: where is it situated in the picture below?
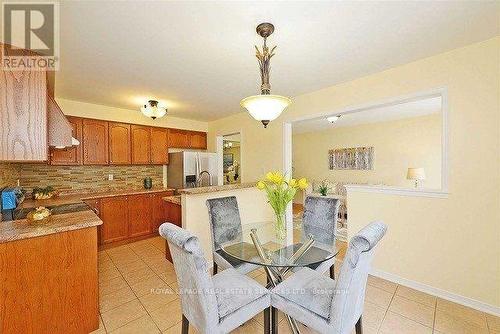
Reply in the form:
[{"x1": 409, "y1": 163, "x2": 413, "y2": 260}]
[{"x1": 167, "y1": 151, "x2": 219, "y2": 189}]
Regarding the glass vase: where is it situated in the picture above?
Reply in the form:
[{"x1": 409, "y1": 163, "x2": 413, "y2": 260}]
[{"x1": 274, "y1": 212, "x2": 287, "y2": 240}]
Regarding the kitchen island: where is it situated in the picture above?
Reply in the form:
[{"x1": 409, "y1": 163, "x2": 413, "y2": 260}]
[{"x1": 0, "y1": 208, "x2": 102, "y2": 334}]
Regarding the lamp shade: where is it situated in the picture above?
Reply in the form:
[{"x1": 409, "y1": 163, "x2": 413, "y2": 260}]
[
  {"x1": 407, "y1": 167, "x2": 426, "y2": 180},
  {"x1": 240, "y1": 94, "x2": 291, "y2": 125}
]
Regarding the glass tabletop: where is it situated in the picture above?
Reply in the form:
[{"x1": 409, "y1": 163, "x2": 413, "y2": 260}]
[{"x1": 220, "y1": 221, "x2": 339, "y2": 268}]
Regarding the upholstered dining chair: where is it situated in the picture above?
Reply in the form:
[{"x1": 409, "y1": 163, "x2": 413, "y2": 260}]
[
  {"x1": 206, "y1": 196, "x2": 260, "y2": 275},
  {"x1": 272, "y1": 221, "x2": 387, "y2": 334},
  {"x1": 300, "y1": 196, "x2": 340, "y2": 279},
  {"x1": 159, "y1": 223, "x2": 271, "y2": 334}
]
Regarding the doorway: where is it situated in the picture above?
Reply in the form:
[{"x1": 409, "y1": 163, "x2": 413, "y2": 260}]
[{"x1": 217, "y1": 133, "x2": 242, "y2": 185}]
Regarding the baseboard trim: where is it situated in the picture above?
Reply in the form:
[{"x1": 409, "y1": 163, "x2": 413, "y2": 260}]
[{"x1": 370, "y1": 268, "x2": 500, "y2": 317}]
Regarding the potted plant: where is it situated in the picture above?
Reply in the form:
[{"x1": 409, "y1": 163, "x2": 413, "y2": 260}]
[
  {"x1": 256, "y1": 172, "x2": 308, "y2": 239},
  {"x1": 318, "y1": 180, "x2": 330, "y2": 196}
]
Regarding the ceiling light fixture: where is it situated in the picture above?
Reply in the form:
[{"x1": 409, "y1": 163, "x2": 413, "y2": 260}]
[
  {"x1": 141, "y1": 100, "x2": 167, "y2": 119},
  {"x1": 327, "y1": 115, "x2": 341, "y2": 123},
  {"x1": 240, "y1": 23, "x2": 291, "y2": 128}
]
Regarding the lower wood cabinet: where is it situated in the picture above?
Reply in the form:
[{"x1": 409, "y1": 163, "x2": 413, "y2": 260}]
[
  {"x1": 100, "y1": 196, "x2": 129, "y2": 244},
  {"x1": 164, "y1": 201, "x2": 182, "y2": 262},
  {"x1": 128, "y1": 194, "x2": 152, "y2": 237},
  {"x1": 96, "y1": 191, "x2": 174, "y2": 245}
]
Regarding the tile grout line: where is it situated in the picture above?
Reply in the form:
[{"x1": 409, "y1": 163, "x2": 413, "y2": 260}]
[{"x1": 377, "y1": 284, "x2": 398, "y2": 334}]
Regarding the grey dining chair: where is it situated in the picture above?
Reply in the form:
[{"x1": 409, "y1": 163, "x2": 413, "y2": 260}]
[
  {"x1": 299, "y1": 196, "x2": 340, "y2": 279},
  {"x1": 206, "y1": 196, "x2": 260, "y2": 275},
  {"x1": 272, "y1": 221, "x2": 387, "y2": 334},
  {"x1": 159, "y1": 223, "x2": 271, "y2": 334}
]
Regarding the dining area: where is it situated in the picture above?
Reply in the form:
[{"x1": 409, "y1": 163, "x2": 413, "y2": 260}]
[{"x1": 159, "y1": 189, "x2": 387, "y2": 334}]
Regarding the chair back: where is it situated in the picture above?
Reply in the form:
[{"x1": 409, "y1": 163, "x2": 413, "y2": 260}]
[
  {"x1": 206, "y1": 196, "x2": 242, "y2": 250},
  {"x1": 159, "y1": 223, "x2": 219, "y2": 331},
  {"x1": 330, "y1": 221, "x2": 387, "y2": 334},
  {"x1": 302, "y1": 196, "x2": 340, "y2": 246}
]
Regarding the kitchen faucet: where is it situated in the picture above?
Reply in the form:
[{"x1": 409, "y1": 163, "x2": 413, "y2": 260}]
[{"x1": 198, "y1": 170, "x2": 212, "y2": 187}]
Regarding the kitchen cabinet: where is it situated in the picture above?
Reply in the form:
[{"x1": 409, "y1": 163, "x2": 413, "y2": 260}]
[
  {"x1": 151, "y1": 191, "x2": 174, "y2": 232},
  {"x1": 109, "y1": 122, "x2": 131, "y2": 164},
  {"x1": 131, "y1": 125, "x2": 151, "y2": 164},
  {"x1": 150, "y1": 127, "x2": 169, "y2": 164},
  {"x1": 83, "y1": 119, "x2": 109, "y2": 165},
  {"x1": 168, "y1": 129, "x2": 190, "y2": 148},
  {"x1": 128, "y1": 194, "x2": 152, "y2": 237},
  {"x1": 164, "y1": 201, "x2": 182, "y2": 262},
  {"x1": 50, "y1": 116, "x2": 83, "y2": 165},
  {"x1": 0, "y1": 58, "x2": 48, "y2": 161},
  {"x1": 100, "y1": 196, "x2": 128, "y2": 243},
  {"x1": 189, "y1": 131, "x2": 207, "y2": 149}
]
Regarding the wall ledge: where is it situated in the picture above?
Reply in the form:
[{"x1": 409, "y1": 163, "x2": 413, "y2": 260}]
[{"x1": 346, "y1": 184, "x2": 449, "y2": 199}]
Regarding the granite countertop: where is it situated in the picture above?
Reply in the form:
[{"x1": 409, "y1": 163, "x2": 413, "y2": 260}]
[
  {"x1": 0, "y1": 210, "x2": 102, "y2": 244},
  {"x1": 163, "y1": 195, "x2": 181, "y2": 205},
  {"x1": 4, "y1": 187, "x2": 175, "y2": 244},
  {"x1": 177, "y1": 182, "x2": 255, "y2": 195},
  {"x1": 20, "y1": 187, "x2": 176, "y2": 209}
]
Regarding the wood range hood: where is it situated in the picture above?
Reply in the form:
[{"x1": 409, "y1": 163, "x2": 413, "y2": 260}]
[{"x1": 47, "y1": 79, "x2": 79, "y2": 148}]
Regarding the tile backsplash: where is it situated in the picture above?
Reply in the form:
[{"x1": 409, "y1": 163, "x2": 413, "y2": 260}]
[
  {"x1": 0, "y1": 163, "x2": 21, "y2": 188},
  {"x1": 1, "y1": 164, "x2": 164, "y2": 194}
]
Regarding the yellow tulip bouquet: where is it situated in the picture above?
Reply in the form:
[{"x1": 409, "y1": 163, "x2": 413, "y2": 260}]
[{"x1": 256, "y1": 172, "x2": 308, "y2": 239}]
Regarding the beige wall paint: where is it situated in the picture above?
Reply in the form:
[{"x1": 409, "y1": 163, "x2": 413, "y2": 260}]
[
  {"x1": 208, "y1": 37, "x2": 500, "y2": 308},
  {"x1": 293, "y1": 114, "x2": 442, "y2": 189},
  {"x1": 57, "y1": 98, "x2": 208, "y2": 132}
]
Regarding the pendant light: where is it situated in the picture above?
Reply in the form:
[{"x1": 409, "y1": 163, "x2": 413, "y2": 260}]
[
  {"x1": 240, "y1": 23, "x2": 291, "y2": 128},
  {"x1": 141, "y1": 100, "x2": 167, "y2": 119}
]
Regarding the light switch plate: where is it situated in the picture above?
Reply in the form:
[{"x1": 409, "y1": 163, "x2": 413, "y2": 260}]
[{"x1": 108, "y1": 174, "x2": 113, "y2": 181}]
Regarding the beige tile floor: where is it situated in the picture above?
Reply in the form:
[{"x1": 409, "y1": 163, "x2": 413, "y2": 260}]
[{"x1": 93, "y1": 236, "x2": 499, "y2": 334}]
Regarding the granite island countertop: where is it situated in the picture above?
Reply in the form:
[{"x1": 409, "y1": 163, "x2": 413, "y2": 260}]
[
  {"x1": 0, "y1": 210, "x2": 102, "y2": 243},
  {"x1": 177, "y1": 183, "x2": 255, "y2": 195},
  {"x1": 163, "y1": 195, "x2": 181, "y2": 205}
]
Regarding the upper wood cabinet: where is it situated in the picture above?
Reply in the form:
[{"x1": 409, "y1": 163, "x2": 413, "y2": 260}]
[
  {"x1": 150, "y1": 128, "x2": 169, "y2": 164},
  {"x1": 0, "y1": 66, "x2": 48, "y2": 161},
  {"x1": 131, "y1": 125, "x2": 151, "y2": 164},
  {"x1": 50, "y1": 116, "x2": 83, "y2": 165},
  {"x1": 190, "y1": 131, "x2": 207, "y2": 149},
  {"x1": 109, "y1": 122, "x2": 131, "y2": 165},
  {"x1": 168, "y1": 129, "x2": 190, "y2": 148},
  {"x1": 168, "y1": 129, "x2": 207, "y2": 149},
  {"x1": 83, "y1": 119, "x2": 109, "y2": 165}
]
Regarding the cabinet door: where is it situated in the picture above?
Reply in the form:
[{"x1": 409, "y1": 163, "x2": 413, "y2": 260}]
[
  {"x1": 50, "y1": 116, "x2": 83, "y2": 165},
  {"x1": 128, "y1": 194, "x2": 152, "y2": 237},
  {"x1": 189, "y1": 131, "x2": 207, "y2": 149},
  {"x1": 164, "y1": 201, "x2": 182, "y2": 262},
  {"x1": 150, "y1": 128, "x2": 168, "y2": 164},
  {"x1": 100, "y1": 197, "x2": 128, "y2": 244},
  {"x1": 151, "y1": 191, "x2": 174, "y2": 233},
  {"x1": 168, "y1": 129, "x2": 190, "y2": 148},
  {"x1": 0, "y1": 66, "x2": 47, "y2": 161},
  {"x1": 84, "y1": 199, "x2": 102, "y2": 244},
  {"x1": 131, "y1": 125, "x2": 151, "y2": 164},
  {"x1": 109, "y1": 122, "x2": 131, "y2": 164},
  {"x1": 83, "y1": 119, "x2": 109, "y2": 165}
]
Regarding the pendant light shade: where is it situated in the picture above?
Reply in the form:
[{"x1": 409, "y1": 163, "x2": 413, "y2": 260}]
[
  {"x1": 240, "y1": 23, "x2": 291, "y2": 128},
  {"x1": 240, "y1": 94, "x2": 291, "y2": 127},
  {"x1": 141, "y1": 100, "x2": 167, "y2": 119}
]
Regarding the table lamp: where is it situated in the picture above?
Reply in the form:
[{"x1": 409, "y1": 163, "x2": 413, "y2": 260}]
[{"x1": 407, "y1": 167, "x2": 425, "y2": 188}]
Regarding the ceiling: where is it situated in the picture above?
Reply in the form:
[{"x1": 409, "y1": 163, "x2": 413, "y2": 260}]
[
  {"x1": 54, "y1": 1, "x2": 499, "y2": 121},
  {"x1": 293, "y1": 96, "x2": 441, "y2": 134}
]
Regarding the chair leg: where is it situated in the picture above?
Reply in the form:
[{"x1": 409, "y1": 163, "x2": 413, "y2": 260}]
[
  {"x1": 182, "y1": 314, "x2": 189, "y2": 334},
  {"x1": 213, "y1": 261, "x2": 218, "y2": 275},
  {"x1": 264, "y1": 307, "x2": 271, "y2": 334},
  {"x1": 330, "y1": 264, "x2": 335, "y2": 280},
  {"x1": 271, "y1": 306, "x2": 278, "y2": 333},
  {"x1": 355, "y1": 315, "x2": 362, "y2": 334}
]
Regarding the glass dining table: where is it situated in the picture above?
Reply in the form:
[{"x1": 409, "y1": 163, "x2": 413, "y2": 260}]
[{"x1": 220, "y1": 221, "x2": 340, "y2": 334}]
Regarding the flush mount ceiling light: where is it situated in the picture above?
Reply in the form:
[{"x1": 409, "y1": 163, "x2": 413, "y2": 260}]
[
  {"x1": 141, "y1": 100, "x2": 167, "y2": 119},
  {"x1": 224, "y1": 142, "x2": 233, "y2": 148},
  {"x1": 327, "y1": 115, "x2": 341, "y2": 123},
  {"x1": 240, "y1": 23, "x2": 291, "y2": 128}
]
